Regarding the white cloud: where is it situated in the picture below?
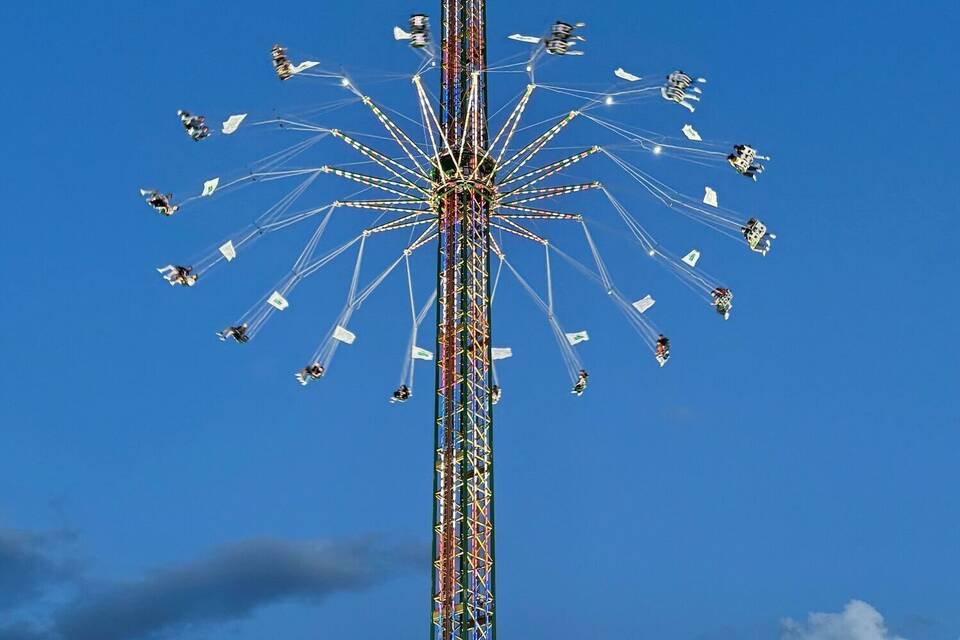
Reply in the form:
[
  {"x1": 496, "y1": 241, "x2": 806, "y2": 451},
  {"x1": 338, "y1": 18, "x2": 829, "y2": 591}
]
[{"x1": 781, "y1": 600, "x2": 905, "y2": 640}]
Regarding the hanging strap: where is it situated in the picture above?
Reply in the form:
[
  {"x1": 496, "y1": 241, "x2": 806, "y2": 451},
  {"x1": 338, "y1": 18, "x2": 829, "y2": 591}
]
[
  {"x1": 501, "y1": 256, "x2": 581, "y2": 383},
  {"x1": 400, "y1": 252, "x2": 439, "y2": 390}
]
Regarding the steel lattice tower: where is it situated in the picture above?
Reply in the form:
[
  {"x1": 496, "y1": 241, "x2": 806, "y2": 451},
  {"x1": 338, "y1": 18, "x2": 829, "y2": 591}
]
[
  {"x1": 430, "y1": 0, "x2": 496, "y2": 638},
  {"x1": 147, "y1": 4, "x2": 780, "y2": 638}
]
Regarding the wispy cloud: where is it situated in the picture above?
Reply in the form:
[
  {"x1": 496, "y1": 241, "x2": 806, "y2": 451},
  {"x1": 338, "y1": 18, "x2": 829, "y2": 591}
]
[
  {"x1": 4, "y1": 524, "x2": 912, "y2": 640},
  {"x1": 0, "y1": 525, "x2": 424, "y2": 640},
  {"x1": 0, "y1": 623, "x2": 50, "y2": 640},
  {"x1": 0, "y1": 527, "x2": 75, "y2": 609},
  {"x1": 54, "y1": 537, "x2": 419, "y2": 640},
  {"x1": 781, "y1": 600, "x2": 906, "y2": 640}
]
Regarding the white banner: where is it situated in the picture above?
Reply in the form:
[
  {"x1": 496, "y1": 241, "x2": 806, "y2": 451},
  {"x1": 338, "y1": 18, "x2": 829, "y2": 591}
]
[
  {"x1": 614, "y1": 67, "x2": 641, "y2": 82},
  {"x1": 267, "y1": 291, "x2": 289, "y2": 311},
  {"x1": 491, "y1": 347, "x2": 513, "y2": 360},
  {"x1": 703, "y1": 186, "x2": 718, "y2": 207},
  {"x1": 412, "y1": 346, "x2": 434, "y2": 361},
  {"x1": 219, "y1": 240, "x2": 237, "y2": 262},
  {"x1": 565, "y1": 330, "x2": 589, "y2": 346},
  {"x1": 290, "y1": 60, "x2": 320, "y2": 75},
  {"x1": 221, "y1": 113, "x2": 247, "y2": 135},
  {"x1": 632, "y1": 295, "x2": 656, "y2": 314},
  {"x1": 201, "y1": 177, "x2": 220, "y2": 197},
  {"x1": 333, "y1": 325, "x2": 356, "y2": 345},
  {"x1": 682, "y1": 124, "x2": 702, "y2": 141},
  {"x1": 682, "y1": 249, "x2": 701, "y2": 268}
]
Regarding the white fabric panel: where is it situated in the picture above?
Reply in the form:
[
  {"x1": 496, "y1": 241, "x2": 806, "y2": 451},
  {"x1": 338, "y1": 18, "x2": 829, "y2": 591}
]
[
  {"x1": 703, "y1": 186, "x2": 718, "y2": 207},
  {"x1": 682, "y1": 124, "x2": 702, "y2": 141},
  {"x1": 221, "y1": 113, "x2": 247, "y2": 135},
  {"x1": 565, "y1": 330, "x2": 589, "y2": 346},
  {"x1": 290, "y1": 61, "x2": 320, "y2": 75},
  {"x1": 682, "y1": 250, "x2": 701, "y2": 268},
  {"x1": 614, "y1": 67, "x2": 641, "y2": 82},
  {"x1": 412, "y1": 346, "x2": 434, "y2": 361},
  {"x1": 491, "y1": 347, "x2": 513, "y2": 360},
  {"x1": 333, "y1": 325, "x2": 356, "y2": 344},
  {"x1": 267, "y1": 291, "x2": 289, "y2": 311},
  {"x1": 219, "y1": 240, "x2": 237, "y2": 262},
  {"x1": 508, "y1": 34, "x2": 542, "y2": 44},
  {"x1": 201, "y1": 177, "x2": 220, "y2": 197},
  {"x1": 632, "y1": 295, "x2": 656, "y2": 314}
]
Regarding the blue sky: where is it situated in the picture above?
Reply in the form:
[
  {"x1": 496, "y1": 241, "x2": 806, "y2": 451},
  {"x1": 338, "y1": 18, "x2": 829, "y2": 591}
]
[{"x1": 1, "y1": 1, "x2": 958, "y2": 639}]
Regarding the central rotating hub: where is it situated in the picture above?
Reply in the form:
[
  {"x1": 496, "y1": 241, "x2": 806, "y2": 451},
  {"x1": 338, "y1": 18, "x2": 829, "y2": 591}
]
[{"x1": 431, "y1": 147, "x2": 499, "y2": 212}]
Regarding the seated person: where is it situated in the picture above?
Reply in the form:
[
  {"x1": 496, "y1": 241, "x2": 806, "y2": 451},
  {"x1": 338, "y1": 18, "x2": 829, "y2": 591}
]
[{"x1": 217, "y1": 324, "x2": 249, "y2": 343}]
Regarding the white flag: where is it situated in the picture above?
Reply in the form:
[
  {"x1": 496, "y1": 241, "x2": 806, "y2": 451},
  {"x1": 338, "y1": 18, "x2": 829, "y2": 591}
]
[
  {"x1": 703, "y1": 186, "x2": 718, "y2": 207},
  {"x1": 333, "y1": 325, "x2": 356, "y2": 345},
  {"x1": 393, "y1": 26, "x2": 412, "y2": 40},
  {"x1": 221, "y1": 113, "x2": 247, "y2": 135},
  {"x1": 614, "y1": 67, "x2": 641, "y2": 82},
  {"x1": 491, "y1": 347, "x2": 513, "y2": 360},
  {"x1": 412, "y1": 346, "x2": 434, "y2": 361},
  {"x1": 219, "y1": 240, "x2": 237, "y2": 262},
  {"x1": 682, "y1": 124, "x2": 702, "y2": 141},
  {"x1": 139, "y1": 188, "x2": 152, "y2": 197},
  {"x1": 508, "y1": 34, "x2": 542, "y2": 44},
  {"x1": 201, "y1": 177, "x2": 220, "y2": 197},
  {"x1": 632, "y1": 295, "x2": 656, "y2": 314},
  {"x1": 682, "y1": 249, "x2": 701, "y2": 268},
  {"x1": 290, "y1": 60, "x2": 320, "y2": 75},
  {"x1": 565, "y1": 330, "x2": 589, "y2": 346},
  {"x1": 267, "y1": 291, "x2": 289, "y2": 311}
]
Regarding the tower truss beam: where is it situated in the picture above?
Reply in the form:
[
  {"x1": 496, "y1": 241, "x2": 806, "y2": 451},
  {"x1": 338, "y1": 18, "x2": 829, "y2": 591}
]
[{"x1": 431, "y1": 1, "x2": 497, "y2": 639}]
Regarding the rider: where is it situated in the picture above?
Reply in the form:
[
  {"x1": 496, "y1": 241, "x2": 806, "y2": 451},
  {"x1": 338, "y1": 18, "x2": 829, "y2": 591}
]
[
  {"x1": 711, "y1": 287, "x2": 733, "y2": 320},
  {"x1": 667, "y1": 70, "x2": 693, "y2": 90},
  {"x1": 145, "y1": 190, "x2": 178, "y2": 216},
  {"x1": 727, "y1": 144, "x2": 764, "y2": 180},
  {"x1": 159, "y1": 264, "x2": 197, "y2": 287},
  {"x1": 655, "y1": 334, "x2": 671, "y2": 366},
  {"x1": 741, "y1": 218, "x2": 775, "y2": 255},
  {"x1": 545, "y1": 21, "x2": 584, "y2": 55},
  {"x1": 272, "y1": 44, "x2": 293, "y2": 80},
  {"x1": 572, "y1": 368, "x2": 589, "y2": 396},
  {"x1": 661, "y1": 70, "x2": 700, "y2": 112},
  {"x1": 409, "y1": 14, "x2": 429, "y2": 48},
  {"x1": 392, "y1": 384, "x2": 411, "y2": 403},
  {"x1": 295, "y1": 363, "x2": 325, "y2": 385},
  {"x1": 217, "y1": 324, "x2": 249, "y2": 343},
  {"x1": 177, "y1": 110, "x2": 210, "y2": 141}
]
